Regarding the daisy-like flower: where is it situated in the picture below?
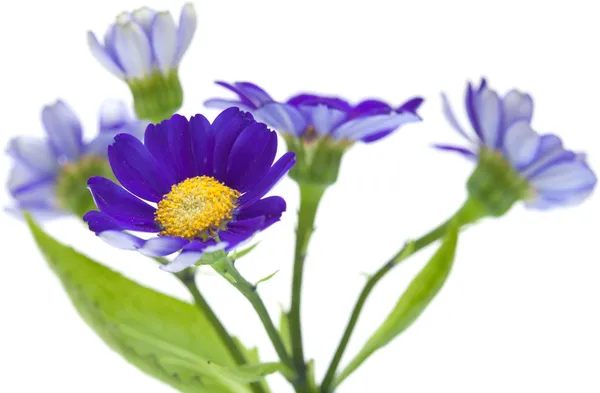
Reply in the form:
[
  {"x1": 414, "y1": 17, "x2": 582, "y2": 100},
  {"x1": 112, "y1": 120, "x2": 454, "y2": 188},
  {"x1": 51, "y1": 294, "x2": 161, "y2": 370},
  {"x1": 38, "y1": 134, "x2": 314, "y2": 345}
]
[
  {"x1": 6, "y1": 100, "x2": 146, "y2": 219},
  {"x1": 83, "y1": 108, "x2": 295, "y2": 273},
  {"x1": 206, "y1": 81, "x2": 423, "y2": 143},
  {"x1": 87, "y1": 4, "x2": 197, "y2": 122},
  {"x1": 206, "y1": 81, "x2": 422, "y2": 185},
  {"x1": 438, "y1": 78, "x2": 596, "y2": 215}
]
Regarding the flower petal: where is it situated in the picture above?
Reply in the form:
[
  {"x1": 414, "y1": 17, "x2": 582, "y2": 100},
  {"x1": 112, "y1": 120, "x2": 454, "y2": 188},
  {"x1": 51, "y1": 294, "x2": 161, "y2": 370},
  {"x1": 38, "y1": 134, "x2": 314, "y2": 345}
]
[
  {"x1": 132, "y1": 7, "x2": 156, "y2": 35},
  {"x1": 441, "y1": 93, "x2": 471, "y2": 142},
  {"x1": 41, "y1": 100, "x2": 84, "y2": 161},
  {"x1": 397, "y1": 97, "x2": 424, "y2": 114},
  {"x1": 113, "y1": 22, "x2": 153, "y2": 80},
  {"x1": 87, "y1": 32, "x2": 125, "y2": 79},
  {"x1": 236, "y1": 196, "x2": 286, "y2": 227},
  {"x1": 299, "y1": 104, "x2": 347, "y2": 135},
  {"x1": 160, "y1": 240, "x2": 226, "y2": 272},
  {"x1": 226, "y1": 123, "x2": 277, "y2": 192},
  {"x1": 98, "y1": 99, "x2": 131, "y2": 132},
  {"x1": 6, "y1": 137, "x2": 58, "y2": 174},
  {"x1": 174, "y1": 3, "x2": 197, "y2": 66},
  {"x1": 83, "y1": 210, "x2": 124, "y2": 232},
  {"x1": 234, "y1": 82, "x2": 274, "y2": 106},
  {"x1": 501, "y1": 90, "x2": 533, "y2": 130},
  {"x1": 238, "y1": 152, "x2": 295, "y2": 206},
  {"x1": 108, "y1": 133, "x2": 175, "y2": 201},
  {"x1": 432, "y1": 144, "x2": 477, "y2": 160},
  {"x1": 211, "y1": 108, "x2": 256, "y2": 182},
  {"x1": 332, "y1": 112, "x2": 421, "y2": 141},
  {"x1": 204, "y1": 98, "x2": 253, "y2": 112},
  {"x1": 253, "y1": 103, "x2": 307, "y2": 136},
  {"x1": 502, "y1": 121, "x2": 542, "y2": 170},
  {"x1": 138, "y1": 236, "x2": 188, "y2": 257},
  {"x1": 87, "y1": 176, "x2": 159, "y2": 232},
  {"x1": 99, "y1": 230, "x2": 145, "y2": 250},
  {"x1": 475, "y1": 88, "x2": 502, "y2": 148},
  {"x1": 465, "y1": 83, "x2": 483, "y2": 140},
  {"x1": 529, "y1": 161, "x2": 597, "y2": 194},
  {"x1": 152, "y1": 12, "x2": 177, "y2": 73}
]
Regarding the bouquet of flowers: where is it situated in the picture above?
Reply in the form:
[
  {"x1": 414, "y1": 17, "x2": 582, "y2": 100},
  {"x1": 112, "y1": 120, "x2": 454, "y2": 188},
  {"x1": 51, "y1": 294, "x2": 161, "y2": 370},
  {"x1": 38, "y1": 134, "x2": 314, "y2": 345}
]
[{"x1": 5, "y1": 3, "x2": 596, "y2": 393}]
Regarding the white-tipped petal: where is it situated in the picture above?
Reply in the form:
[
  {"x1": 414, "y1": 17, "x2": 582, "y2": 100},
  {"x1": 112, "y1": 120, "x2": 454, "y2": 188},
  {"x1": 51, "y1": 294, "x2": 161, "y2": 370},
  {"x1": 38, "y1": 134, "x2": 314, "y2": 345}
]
[
  {"x1": 132, "y1": 6, "x2": 156, "y2": 35},
  {"x1": 151, "y1": 12, "x2": 178, "y2": 73},
  {"x1": 87, "y1": 32, "x2": 125, "y2": 79},
  {"x1": 113, "y1": 22, "x2": 153, "y2": 80},
  {"x1": 174, "y1": 3, "x2": 197, "y2": 65}
]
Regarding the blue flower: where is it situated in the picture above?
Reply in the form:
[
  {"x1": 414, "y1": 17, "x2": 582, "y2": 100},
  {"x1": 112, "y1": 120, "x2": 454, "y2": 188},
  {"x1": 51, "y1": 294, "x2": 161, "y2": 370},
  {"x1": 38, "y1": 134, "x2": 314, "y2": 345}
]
[
  {"x1": 205, "y1": 81, "x2": 423, "y2": 143},
  {"x1": 83, "y1": 108, "x2": 295, "y2": 273},
  {"x1": 437, "y1": 79, "x2": 596, "y2": 210},
  {"x1": 6, "y1": 100, "x2": 145, "y2": 218},
  {"x1": 87, "y1": 4, "x2": 196, "y2": 82}
]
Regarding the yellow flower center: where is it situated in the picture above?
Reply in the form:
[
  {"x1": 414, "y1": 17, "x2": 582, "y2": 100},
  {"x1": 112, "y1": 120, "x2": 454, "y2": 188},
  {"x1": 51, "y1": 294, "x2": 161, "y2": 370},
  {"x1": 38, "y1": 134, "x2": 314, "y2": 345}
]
[{"x1": 155, "y1": 176, "x2": 241, "y2": 240}]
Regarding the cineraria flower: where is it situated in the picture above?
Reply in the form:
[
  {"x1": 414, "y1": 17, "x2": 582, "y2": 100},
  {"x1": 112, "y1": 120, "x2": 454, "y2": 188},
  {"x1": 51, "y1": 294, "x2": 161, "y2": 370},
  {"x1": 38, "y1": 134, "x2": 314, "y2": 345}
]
[
  {"x1": 206, "y1": 81, "x2": 423, "y2": 143},
  {"x1": 83, "y1": 108, "x2": 295, "y2": 273},
  {"x1": 6, "y1": 100, "x2": 146, "y2": 219},
  {"x1": 87, "y1": 4, "x2": 197, "y2": 122},
  {"x1": 437, "y1": 78, "x2": 596, "y2": 214},
  {"x1": 206, "y1": 81, "x2": 422, "y2": 185}
]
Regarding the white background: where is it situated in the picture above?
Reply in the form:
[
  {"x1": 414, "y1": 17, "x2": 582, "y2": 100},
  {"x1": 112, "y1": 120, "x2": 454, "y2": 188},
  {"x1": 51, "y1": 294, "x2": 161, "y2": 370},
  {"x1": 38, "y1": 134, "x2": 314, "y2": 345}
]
[{"x1": 1, "y1": 0, "x2": 599, "y2": 392}]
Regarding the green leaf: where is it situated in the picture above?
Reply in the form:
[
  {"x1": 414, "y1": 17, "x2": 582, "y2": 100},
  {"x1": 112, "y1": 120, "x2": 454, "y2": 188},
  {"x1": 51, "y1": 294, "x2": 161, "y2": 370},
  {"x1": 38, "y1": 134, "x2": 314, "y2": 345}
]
[
  {"x1": 336, "y1": 223, "x2": 459, "y2": 386},
  {"x1": 233, "y1": 242, "x2": 260, "y2": 259},
  {"x1": 255, "y1": 270, "x2": 279, "y2": 287},
  {"x1": 279, "y1": 310, "x2": 292, "y2": 356},
  {"x1": 26, "y1": 215, "x2": 278, "y2": 393}
]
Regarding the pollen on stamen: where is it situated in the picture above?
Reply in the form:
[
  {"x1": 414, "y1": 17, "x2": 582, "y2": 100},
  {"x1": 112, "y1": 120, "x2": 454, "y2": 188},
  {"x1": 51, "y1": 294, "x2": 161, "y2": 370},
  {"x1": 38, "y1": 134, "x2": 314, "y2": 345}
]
[{"x1": 155, "y1": 176, "x2": 241, "y2": 240}]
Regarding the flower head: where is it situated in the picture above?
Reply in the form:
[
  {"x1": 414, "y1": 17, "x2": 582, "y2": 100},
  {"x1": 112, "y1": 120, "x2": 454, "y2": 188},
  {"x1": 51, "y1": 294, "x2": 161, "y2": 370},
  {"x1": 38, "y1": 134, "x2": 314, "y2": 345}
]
[
  {"x1": 206, "y1": 81, "x2": 423, "y2": 143},
  {"x1": 83, "y1": 108, "x2": 295, "y2": 273},
  {"x1": 87, "y1": 4, "x2": 197, "y2": 122},
  {"x1": 6, "y1": 100, "x2": 146, "y2": 218},
  {"x1": 438, "y1": 79, "x2": 596, "y2": 213}
]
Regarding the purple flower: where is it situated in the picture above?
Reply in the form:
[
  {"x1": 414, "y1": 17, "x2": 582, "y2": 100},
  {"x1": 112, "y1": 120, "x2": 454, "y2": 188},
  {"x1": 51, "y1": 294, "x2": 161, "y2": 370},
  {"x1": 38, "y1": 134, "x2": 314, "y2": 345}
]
[
  {"x1": 83, "y1": 108, "x2": 295, "y2": 272},
  {"x1": 6, "y1": 100, "x2": 146, "y2": 218},
  {"x1": 87, "y1": 4, "x2": 196, "y2": 81},
  {"x1": 205, "y1": 81, "x2": 423, "y2": 143},
  {"x1": 437, "y1": 79, "x2": 596, "y2": 210}
]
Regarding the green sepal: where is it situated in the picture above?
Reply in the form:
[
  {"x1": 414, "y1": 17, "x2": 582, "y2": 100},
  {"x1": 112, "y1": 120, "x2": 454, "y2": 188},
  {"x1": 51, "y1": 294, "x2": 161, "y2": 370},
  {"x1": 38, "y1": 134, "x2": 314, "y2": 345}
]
[
  {"x1": 25, "y1": 214, "x2": 278, "y2": 393},
  {"x1": 128, "y1": 69, "x2": 183, "y2": 123},
  {"x1": 284, "y1": 134, "x2": 350, "y2": 186},
  {"x1": 336, "y1": 222, "x2": 459, "y2": 386},
  {"x1": 254, "y1": 270, "x2": 279, "y2": 287},
  {"x1": 466, "y1": 148, "x2": 530, "y2": 218},
  {"x1": 55, "y1": 155, "x2": 114, "y2": 218}
]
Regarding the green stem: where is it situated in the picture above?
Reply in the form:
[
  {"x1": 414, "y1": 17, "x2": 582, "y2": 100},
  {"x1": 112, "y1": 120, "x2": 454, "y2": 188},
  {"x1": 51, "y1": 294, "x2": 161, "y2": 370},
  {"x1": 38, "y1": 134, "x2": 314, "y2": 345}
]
[
  {"x1": 176, "y1": 270, "x2": 267, "y2": 393},
  {"x1": 213, "y1": 258, "x2": 294, "y2": 373},
  {"x1": 290, "y1": 182, "x2": 327, "y2": 391},
  {"x1": 152, "y1": 259, "x2": 267, "y2": 393},
  {"x1": 320, "y1": 198, "x2": 486, "y2": 392}
]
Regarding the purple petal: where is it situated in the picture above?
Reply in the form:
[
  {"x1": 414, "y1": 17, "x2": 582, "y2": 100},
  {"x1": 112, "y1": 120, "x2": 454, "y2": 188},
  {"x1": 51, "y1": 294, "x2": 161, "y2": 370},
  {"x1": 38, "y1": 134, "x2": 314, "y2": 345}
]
[
  {"x1": 332, "y1": 112, "x2": 421, "y2": 141},
  {"x1": 174, "y1": 3, "x2": 197, "y2": 65},
  {"x1": 138, "y1": 236, "x2": 188, "y2": 257},
  {"x1": 215, "y1": 81, "x2": 260, "y2": 109},
  {"x1": 501, "y1": 90, "x2": 533, "y2": 131},
  {"x1": 83, "y1": 211, "x2": 123, "y2": 233},
  {"x1": 529, "y1": 161, "x2": 597, "y2": 194},
  {"x1": 298, "y1": 104, "x2": 347, "y2": 135},
  {"x1": 41, "y1": 100, "x2": 84, "y2": 161},
  {"x1": 502, "y1": 121, "x2": 542, "y2": 170},
  {"x1": 349, "y1": 99, "x2": 392, "y2": 119},
  {"x1": 109, "y1": 133, "x2": 175, "y2": 202},
  {"x1": 98, "y1": 230, "x2": 145, "y2": 250},
  {"x1": 236, "y1": 196, "x2": 286, "y2": 227},
  {"x1": 87, "y1": 176, "x2": 159, "y2": 232},
  {"x1": 234, "y1": 82, "x2": 274, "y2": 106},
  {"x1": 441, "y1": 93, "x2": 472, "y2": 142},
  {"x1": 160, "y1": 240, "x2": 226, "y2": 272},
  {"x1": 397, "y1": 97, "x2": 424, "y2": 114},
  {"x1": 475, "y1": 88, "x2": 502, "y2": 148},
  {"x1": 432, "y1": 144, "x2": 477, "y2": 160},
  {"x1": 204, "y1": 98, "x2": 253, "y2": 112},
  {"x1": 238, "y1": 152, "x2": 296, "y2": 207},
  {"x1": 87, "y1": 31, "x2": 125, "y2": 79},
  {"x1": 253, "y1": 103, "x2": 307, "y2": 136},
  {"x1": 226, "y1": 123, "x2": 277, "y2": 192},
  {"x1": 6, "y1": 137, "x2": 58, "y2": 175},
  {"x1": 465, "y1": 83, "x2": 483, "y2": 140},
  {"x1": 211, "y1": 108, "x2": 256, "y2": 182}
]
